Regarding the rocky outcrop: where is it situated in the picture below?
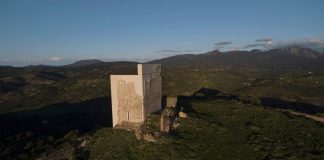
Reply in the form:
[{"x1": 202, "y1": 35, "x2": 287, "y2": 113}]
[
  {"x1": 160, "y1": 97, "x2": 178, "y2": 134},
  {"x1": 160, "y1": 107, "x2": 177, "y2": 134}
]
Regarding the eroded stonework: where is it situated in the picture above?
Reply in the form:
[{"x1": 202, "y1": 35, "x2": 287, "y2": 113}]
[
  {"x1": 117, "y1": 80, "x2": 143, "y2": 124},
  {"x1": 110, "y1": 64, "x2": 162, "y2": 127}
]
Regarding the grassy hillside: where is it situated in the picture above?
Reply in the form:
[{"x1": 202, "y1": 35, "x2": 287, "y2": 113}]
[
  {"x1": 2, "y1": 97, "x2": 323, "y2": 159},
  {"x1": 2, "y1": 66, "x2": 323, "y2": 113},
  {"x1": 88, "y1": 99, "x2": 324, "y2": 159},
  {"x1": 0, "y1": 62, "x2": 137, "y2": 113},
  {"x1": 1, "y1": 48, "x2": 324, "y2": 159},
  {"x1": 162, "y1": 68, "x2": 324, "y2": 106}
]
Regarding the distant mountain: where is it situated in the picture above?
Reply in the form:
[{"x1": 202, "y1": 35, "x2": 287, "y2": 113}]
[
  {"x1": 250, "y1": 49, "x2": 263, "y2": 53},
  {"x1": 64, "y1": 59, "x2": 104, "y2": 67},
  {"x1": 282, "y1": 46, "x2": 321, "y2": 58},
  {"x1": 203, "y1": 49, "x2": 222, "y2": 55},
  {"x1": 149, "y1": 47, "x2": 324, "y2": 71}
]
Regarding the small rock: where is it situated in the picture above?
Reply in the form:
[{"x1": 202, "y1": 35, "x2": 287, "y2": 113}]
[
  {"x1": 135, "y1": 127, "x2": 143, "y2": 140},
  {"x1": 179, "y1": 112, "x2": 187, "y2": 118},
  {"x1": 80, "y1": 140, "x2": 87, "y2": 148},
  {"x1": 143, "y1": 134, "x2": 156, "y2": 142},
  {"x1": 173, "y1": 123, "x2": 180, "y2": 129},
  {"x1": 153, "y1": 132, "x2": 160, "y2": 137}
]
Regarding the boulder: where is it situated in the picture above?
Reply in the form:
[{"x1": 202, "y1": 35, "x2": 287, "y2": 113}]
[{"x1": 179, "y1": 111, "x2": 187, "y2": 118}]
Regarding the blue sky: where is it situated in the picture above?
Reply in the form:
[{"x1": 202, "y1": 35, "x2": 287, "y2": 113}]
[{"x1": 1, "y1": 0, "x2": 324, "y2": 66}]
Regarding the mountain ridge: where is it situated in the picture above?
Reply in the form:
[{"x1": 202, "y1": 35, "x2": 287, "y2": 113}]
[
  {"x1": 1, "y1": 47, "x2": 323, "y2": 70},
  {"x1": 149, "y1": 47, "x2": 324, "y2": 71},
  {"x1": 64, "y1": 59, "x2": 104, "y2": 67}
]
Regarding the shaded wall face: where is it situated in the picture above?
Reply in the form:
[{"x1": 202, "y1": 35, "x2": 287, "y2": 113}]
[
  {"x1": 143, "y1": 73, "x2": 162, "y2": 116},
  {"x1": 140, "y1": 64, "x2": 162, "y2": 116}
]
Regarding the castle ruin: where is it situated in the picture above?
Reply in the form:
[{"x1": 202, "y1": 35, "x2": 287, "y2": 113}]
[{"x1": 110, "y1": 64, "x2": 162, "y2": 127}]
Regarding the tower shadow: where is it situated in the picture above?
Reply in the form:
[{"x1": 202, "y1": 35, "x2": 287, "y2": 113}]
[{"x1": 0, "y1": 96, "x2": 112, "y2": 138}]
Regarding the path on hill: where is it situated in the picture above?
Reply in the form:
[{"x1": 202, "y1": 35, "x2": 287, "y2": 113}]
[{"x1": 281, "y1": 109, "x2": 324, "y2": 123}]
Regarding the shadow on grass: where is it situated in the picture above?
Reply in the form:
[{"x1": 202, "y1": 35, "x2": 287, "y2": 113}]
[
  {"x1": 0, "y1": 96, "x2": 112, "y2": 138},
  {"x1": 177, "y1": 87, "x2": 324, "y2": 116},
  {"x1": 260, "y1": 97, "x2": 324, "y2": 114},
  {"x1": 174, "y1": 88, "x2": 240, "y2": 114}
]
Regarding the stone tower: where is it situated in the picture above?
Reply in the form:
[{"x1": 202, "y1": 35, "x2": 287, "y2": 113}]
[{"x1": 110, "y1": 64, "x2": 162, "y2": 127}]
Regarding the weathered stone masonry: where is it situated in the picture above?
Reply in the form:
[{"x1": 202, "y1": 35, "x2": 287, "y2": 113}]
[{"x1": 110, "y1": 64, "x2": 162, "y2": 127}]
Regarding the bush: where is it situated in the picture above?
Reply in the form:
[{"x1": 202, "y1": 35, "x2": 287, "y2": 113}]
[
  {"x1": 239, "y1": 95, "x2": 262, "y2": 106},
  {"x1": 250, "y1": 96, "x2": 262, "y2": 106}
]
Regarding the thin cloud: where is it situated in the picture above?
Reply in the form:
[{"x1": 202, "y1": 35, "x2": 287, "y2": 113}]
[
  {"x1": 183, "y1": 49, "x2": 201, "y2": 52},
  {"x1": 215, "y1": 41, "x2": 232, "y2": 46},
  {"x1": 153, "y1": 49, "x2": 201, "y2": 58},
  {"x1": 214, "y1": 41, "x2": 233, "y2": 50},
  {"x1": 256, "y1": 38, "x2": 272, "y2": 42},
  {"x1": 244, "y1": 43, "x2": 267, "y2": 48},
  {"x1": 155, "y1": 49, "x2": 181, "y2": 53},
  {"x1": 155, "y1": 49, "x2": 201, "y2": 54},
  {"x1": 50, "y1": 56, "x2": 63, "y2": 61},
  {"x1": 256, "y1": 38, "x2": 273, "y2": 45},
  {"x1": 244, "y1": 38, "x2": 324, "y2": 51},
  {"x1": 274, "y1": 38, "x2": 324, "y2": 51}
]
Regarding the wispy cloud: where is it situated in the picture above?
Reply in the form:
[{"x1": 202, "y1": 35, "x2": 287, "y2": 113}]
[
  {"x1": 153, "y1": 49, "x2": 201, "y2": 58},
  {"x1": 244, "y1": 38, "x2": 273, "y2": 49},
  {"x1": 244, "y1": 44, "x2": 267, "y2": 48},
  {"x1": 244, "y1": 38, "x2": 324, "y2": 51},
  {"x1": 274, "y1": 38, "x2": 324, "y2": 51},
  {"x1": 50, "y1": 56, "x2": 63, "y2": 61},
  {"x1": 256, "y1": 38, "x2": 273, "y2": 45},
  {"x1": 155, "y1": 49, "x2": 201, "y2": 54},
  {"x1": 214, "y1": 41, "x2": 233, "y2": 50},
  {"x1": 215, "y1": 41, "x2": 232, "y2": 46},
  {"x1": 0, "y1": 57, "x2": 75, "y2": 67},
  {"x1": 256, "y1": 38, "x2": 272, "y2": 42}
]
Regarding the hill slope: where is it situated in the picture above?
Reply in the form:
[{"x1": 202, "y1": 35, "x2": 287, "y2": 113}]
[
  {"x1": 88, "y1": 99, "x2": 324, "y2": 160},
  {"x1": 64, "y1": 59, "x2": 104, "y2": 67}
]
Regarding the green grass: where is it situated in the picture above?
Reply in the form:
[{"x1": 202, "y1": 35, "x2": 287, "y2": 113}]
[
  {"x1": 88, "y1": 99, "x2": 324, "y2": 160},
  {"x1": 1, "y1": 66, "x2": 323, "y2": 113}
]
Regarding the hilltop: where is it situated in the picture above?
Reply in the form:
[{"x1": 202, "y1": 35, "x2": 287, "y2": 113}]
[{"x1": 63, "y1": 59, "x2": 104, "y2": 67}]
